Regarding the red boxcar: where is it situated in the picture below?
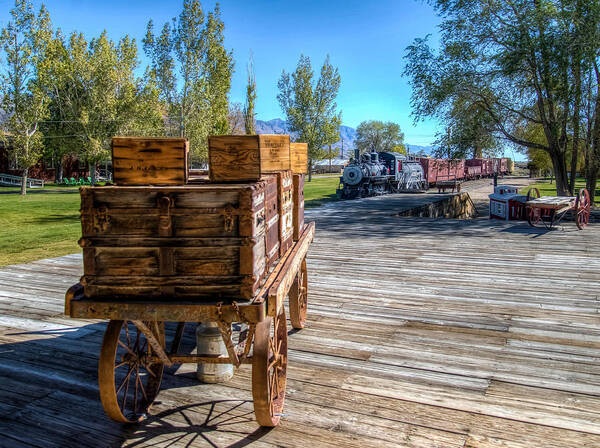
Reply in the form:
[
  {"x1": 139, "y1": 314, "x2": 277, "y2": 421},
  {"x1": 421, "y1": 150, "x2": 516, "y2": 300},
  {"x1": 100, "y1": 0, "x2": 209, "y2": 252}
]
[
  {"x1": 418, "y1": 158, "x2": 465, "y2": 184},
  {"x1": 464, "y1": 164, "x2": 482, "y2": 179},
  {"x1": 437, "y1": 159, "x2": 465, "y2": 181},
  {"x1": 465, "y1": 159, "x2": 483, "y2": 177},
  {"x1": 496, "y1": 158, "x2": 508, "y2": 174},
  {"x1": 418, "y1": 158, "x2": 438, "y2": 185}
]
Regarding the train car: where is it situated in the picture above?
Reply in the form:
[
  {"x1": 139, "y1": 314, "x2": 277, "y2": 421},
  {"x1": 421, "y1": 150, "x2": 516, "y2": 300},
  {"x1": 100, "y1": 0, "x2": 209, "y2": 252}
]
[
  {"x1": 337, "y1": 150, "x2": 427, "y2": 199},
  {"x1": 467, "y1": 158, "x2": 494, "y2": 177},
  {"x1": 338, "y1": 152, "x2": 512, "y2": 200},
  {"x1": 417, "y1": 158, "x2": 439, "y2": 185},
  {"x1": 464, "y1": 164, "x2": 482, "y2": 179},
  {"x1": 465, "y1": 159, "x2": 483, "y2": 179},
  {"x1": 496, "y1": 158, "x2": 508, "y2": 174},
  {"x1": 437, "y1": 159, "x2": 465, "y2": 182}
]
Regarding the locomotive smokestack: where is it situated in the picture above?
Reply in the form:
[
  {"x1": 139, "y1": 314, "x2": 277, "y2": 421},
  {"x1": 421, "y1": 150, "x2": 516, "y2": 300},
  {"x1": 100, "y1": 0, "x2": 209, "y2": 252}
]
[
  {"x1": 371, "y1": 152, "x2": 378, "y2": 163},
  {"x1": 354, "y1": 147, "x2": 359, "y2": 162}
]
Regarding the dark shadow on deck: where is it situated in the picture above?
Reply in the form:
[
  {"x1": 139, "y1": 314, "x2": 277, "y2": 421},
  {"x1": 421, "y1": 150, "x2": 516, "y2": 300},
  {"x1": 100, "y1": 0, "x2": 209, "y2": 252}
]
[{"x1": 0, "y1": 322, "x2": 271, "y2": 448}]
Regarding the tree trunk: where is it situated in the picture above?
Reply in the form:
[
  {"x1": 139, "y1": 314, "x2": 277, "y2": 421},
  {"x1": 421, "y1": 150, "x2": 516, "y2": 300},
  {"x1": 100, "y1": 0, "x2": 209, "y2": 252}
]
[
  {"x1": 308, "y1": 158, "x2": 313, "y2": 182},
  {"x1": 89, "y1": 162, "x2": 96, "y2": 185},
  {"x1": 20, "y1": 168, "x2": 28, "y2": 195},
  {"x1": 570, "y1": 71, "x2": 582, "y2": 195},
  {"x1": 57, "y1": 160, "x2": 64, "y2": 184},
  {"x1": 549, "y1": 151, "x2": 569, "y2": 196},
  {"x1": 586, "y1": 167, "x2": 598, "y2": 203}
]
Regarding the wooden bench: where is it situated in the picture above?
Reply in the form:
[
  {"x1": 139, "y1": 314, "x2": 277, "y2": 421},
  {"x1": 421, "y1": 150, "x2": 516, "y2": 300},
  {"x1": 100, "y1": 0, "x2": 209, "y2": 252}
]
[{"x1": 437, "y1": 180, "x2": 462, "y2": 193}]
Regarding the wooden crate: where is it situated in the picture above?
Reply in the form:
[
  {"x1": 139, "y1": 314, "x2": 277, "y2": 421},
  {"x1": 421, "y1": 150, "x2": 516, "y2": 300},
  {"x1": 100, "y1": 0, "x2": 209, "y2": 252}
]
[
  {"x1": 290, "y1": 142, "x2": 308, "y2": 174},
  {"x1": 208, "y1": 135, "x2": 291, "y2": 182},
  {"x1": 277, "y1": 171, "x2": 294, "y2": 256},
  {"x1": 292, "y1": 174, "x2": 305, "y2": 240},
  {"x1": 263, "y1": 175, "x2": 280, "y2": 269},
  {"x1": 79, "y1": 183, "x2": 268, "y2": 300},
  {"x1": 112, "y1": 137, "x2": 188, "y2": 185}
]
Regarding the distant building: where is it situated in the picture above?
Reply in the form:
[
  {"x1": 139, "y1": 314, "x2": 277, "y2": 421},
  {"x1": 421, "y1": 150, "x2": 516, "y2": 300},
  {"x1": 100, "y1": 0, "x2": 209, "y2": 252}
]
[{"x1": 313, "y1": 158, "x2": 347, "y2": 174}]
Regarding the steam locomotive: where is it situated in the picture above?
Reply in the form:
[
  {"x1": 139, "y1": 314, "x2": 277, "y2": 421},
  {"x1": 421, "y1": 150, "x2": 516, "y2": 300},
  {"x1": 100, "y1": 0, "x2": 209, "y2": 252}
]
[
  {"x1": 337, "y1": 148, "x2": 511, "y2": 200},
  {"x1": 337, "y1": 149, "x2": 428, "y2": 199}
]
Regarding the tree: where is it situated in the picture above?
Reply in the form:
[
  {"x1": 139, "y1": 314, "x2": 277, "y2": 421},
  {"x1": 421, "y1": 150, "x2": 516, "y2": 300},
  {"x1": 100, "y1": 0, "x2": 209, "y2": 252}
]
[
  {"x1": 355, "y1": 120, "x2": 405, "y2": 154},
  {"x1": 50, "y1": 30, "x2": 163, "y2": 184},
  {"x1": 227, "y1": 102, "x2": 245, "y2": 134},
  {"x1": 277, "y1": 54, "x2": 341, "y2": 181},
  {"x1": 436, "y1": 95, "x2": 499, "y2": 159},
  {"x1": 404, "y1": 0, "x2": 600, "y2": 197},
  {"x1": 0, "y1": 0, "x2": 51, "y2": 195},
  {"x1": 143, "y1": 0, "x2": 234, "y2": 163},
  {"x1": 393, "y1": 144, "x2": 407, "y2": 155},
  {"x1": 244, "y1": 53, "x2": 256, "y2": 135}
]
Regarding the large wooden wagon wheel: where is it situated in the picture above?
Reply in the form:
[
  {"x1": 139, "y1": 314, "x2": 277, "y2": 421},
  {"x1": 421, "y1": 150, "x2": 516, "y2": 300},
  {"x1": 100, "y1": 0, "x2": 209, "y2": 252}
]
[
  {"x1": 99, "y1": 320, "x2": 165, "y2": 423},
  {"x1": 575, "y1": 188, "x2": 591, "y2": 230},
  {"x1": 252, "y1": 307, "x2": 288, "y2": 427},
  {"x1": 527, "y1": 187, "x2": 541, "y2": 227},
  {"x1": 289, "y1": 258, "x2": 308, "y2": 329}
]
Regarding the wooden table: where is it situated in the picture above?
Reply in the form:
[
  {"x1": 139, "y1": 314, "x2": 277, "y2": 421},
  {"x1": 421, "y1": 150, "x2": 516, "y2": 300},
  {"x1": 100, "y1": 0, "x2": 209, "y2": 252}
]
[{"x1": 65, "y1": 222, "x2": 314, "y2": 428}]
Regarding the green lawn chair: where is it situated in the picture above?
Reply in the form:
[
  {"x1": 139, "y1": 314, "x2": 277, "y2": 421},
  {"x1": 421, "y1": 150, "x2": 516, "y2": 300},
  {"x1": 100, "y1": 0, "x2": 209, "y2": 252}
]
[
  {"x1": 78, "y1": 178, "x2": 86, "y2": 185},
  {"x1": 69, "y1": 177, "x2": 76, "y2": 186},
  {"x1": 86, "y1": 176, "x2": 93, "y2": 185}
]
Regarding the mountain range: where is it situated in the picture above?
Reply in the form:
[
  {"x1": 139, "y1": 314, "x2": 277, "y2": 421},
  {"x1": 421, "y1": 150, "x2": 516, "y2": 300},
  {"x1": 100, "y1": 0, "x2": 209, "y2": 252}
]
[{"x1": 255, "y1": 118, "x2": 432, "y2": 158}]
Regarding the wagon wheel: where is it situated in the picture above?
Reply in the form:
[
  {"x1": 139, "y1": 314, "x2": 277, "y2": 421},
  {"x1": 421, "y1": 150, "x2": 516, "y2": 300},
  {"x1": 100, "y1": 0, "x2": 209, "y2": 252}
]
[
  {"x1": 289, "y1": 258, "x2": 308, "y2": 329},
  {"x1": 252, "y1": 307, "x2": 288, "y2": 427},
  {"x1": 526, "y1": 188, "x2": 541, "y2": 227},
  {"x1": 526, "y1": 187, "x2": 540, "y2": 201},
  {"x1": 99, "y1": 320, "x2": 165, "y2": 423},
  {"x1": 575, "y1": 188, "x2": 591, "y2": 230}
]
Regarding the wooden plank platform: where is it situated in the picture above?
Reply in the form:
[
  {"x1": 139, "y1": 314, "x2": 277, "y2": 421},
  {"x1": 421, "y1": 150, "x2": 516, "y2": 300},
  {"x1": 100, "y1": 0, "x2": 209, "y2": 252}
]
[{"x1": 1, "y1": 194, "x2": 600, "y2": 447}]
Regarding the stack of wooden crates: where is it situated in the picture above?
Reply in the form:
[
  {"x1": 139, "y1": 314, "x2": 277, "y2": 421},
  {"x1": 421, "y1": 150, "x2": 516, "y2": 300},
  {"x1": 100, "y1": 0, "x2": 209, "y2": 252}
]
[{"x1": 78, "y1": 135, "x2": 308, "y2": 302}]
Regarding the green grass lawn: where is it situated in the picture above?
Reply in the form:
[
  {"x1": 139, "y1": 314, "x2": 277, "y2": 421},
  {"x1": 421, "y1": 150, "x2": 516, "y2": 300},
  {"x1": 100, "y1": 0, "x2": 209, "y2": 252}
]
[
  {"x1": 304, "y1": 175, "x2": 341, "y2": 208},
  {"x1": 521, "y1": 178, "x2": 600, "y2": 204},
  {"x1": 0, "y1": 176, "x2": 343, "y2": 267},
  {"x1": 0, "y1": 187, "x2": 82, "y2": 267}
]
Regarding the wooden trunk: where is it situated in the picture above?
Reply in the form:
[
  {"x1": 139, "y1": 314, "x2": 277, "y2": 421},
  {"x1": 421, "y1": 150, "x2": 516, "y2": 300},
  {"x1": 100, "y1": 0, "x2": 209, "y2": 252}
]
[
  {"x1": 208, "y1": 135, "x2": 291, "y2": 182},
  {"x1": 263, "y1": 175, "x2": 280, "y2": 269},
  {"x1": 293, "y1": 174, "x2": 305, "y2": 240},
  {"x1": 277, "y1": 171, "x2": 294, "y2": 256},
  {"x1": 112, "y1": 137, "x2": 189, "y2": 186},
  {"x1": 79, "y1": 183, "x2": 267, "y2": 300},
  {"x1": 290, "y1": 142, "x2": 308, "y2": 174}
]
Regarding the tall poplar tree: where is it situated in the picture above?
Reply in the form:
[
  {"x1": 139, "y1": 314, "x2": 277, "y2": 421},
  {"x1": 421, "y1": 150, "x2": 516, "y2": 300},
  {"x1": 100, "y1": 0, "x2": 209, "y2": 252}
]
[
  {"x1": 143, "y1": 0, "x2": 234, "y2": 163},
  {"x1": 277, "y1": 54, "x2": 342, "y2": 181},
  {"x1": 0, "y1": 0, "x2": 51, "y2": 194},
  {"x1": 244, "y1": 53, "x2": 256, "y2": 134}
]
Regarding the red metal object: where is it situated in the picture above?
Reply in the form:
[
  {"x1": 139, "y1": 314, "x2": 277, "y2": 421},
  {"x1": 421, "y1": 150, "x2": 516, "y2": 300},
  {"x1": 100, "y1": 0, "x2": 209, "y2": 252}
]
[{"x1": 526, "y1": 188, "x2": 590, "y2": 230}]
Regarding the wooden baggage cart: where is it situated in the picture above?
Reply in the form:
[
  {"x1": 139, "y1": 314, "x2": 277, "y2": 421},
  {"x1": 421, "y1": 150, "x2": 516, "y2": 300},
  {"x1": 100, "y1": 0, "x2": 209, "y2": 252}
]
[
  {"x1": 65, "y1": 222, "x2": 314, "y2": 427},
  {"x1": 525, "y1": 188, "x2": 590, "y2": 230}
]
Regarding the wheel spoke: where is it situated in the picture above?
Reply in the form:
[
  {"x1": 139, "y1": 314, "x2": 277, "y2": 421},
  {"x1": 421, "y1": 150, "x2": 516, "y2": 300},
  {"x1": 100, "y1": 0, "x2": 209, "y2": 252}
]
[
  {"x1": 116, "y1": 366, "x2": 134, "y2": 395},
  {"x1": 99, "y1": 320, "x2": 165, "y2": 423},
  {"x1": 134, "y1": 364, "x2": 139, "y2": 414},
  {"x1": 118, "y1": 339, "x2": 137, "y2": 357},
  {"x1": 137, "y1": 371, "x2": 148, "y2": 402},
  {"x1": 122, "y1": 366, "x2": 131, "y2": 411}
]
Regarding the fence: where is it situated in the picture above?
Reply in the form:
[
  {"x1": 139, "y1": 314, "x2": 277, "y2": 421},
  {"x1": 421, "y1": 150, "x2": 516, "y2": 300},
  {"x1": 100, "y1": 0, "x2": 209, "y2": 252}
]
[{"x1": 0, "y1": 173, "x2": 45, "y2": 188}]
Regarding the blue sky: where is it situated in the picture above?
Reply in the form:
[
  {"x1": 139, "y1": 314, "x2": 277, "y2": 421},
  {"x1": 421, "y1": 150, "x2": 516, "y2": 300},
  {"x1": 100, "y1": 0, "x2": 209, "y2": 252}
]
[{"x1": 0, "y1": 0, "x2": 445, "y2": 146}]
